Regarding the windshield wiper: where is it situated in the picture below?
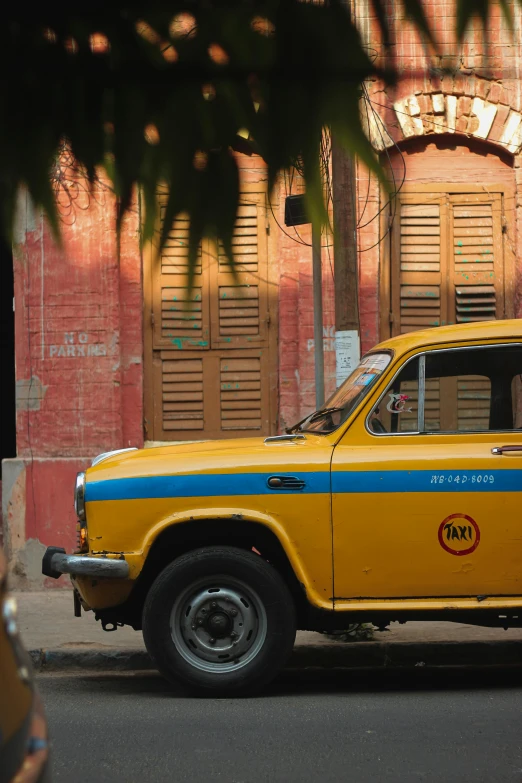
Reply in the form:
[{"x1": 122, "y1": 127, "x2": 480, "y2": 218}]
[
  {"x1": 287, "y1": 406, "x2": 345, "y2": 434},
  {"x1": 309, "y1": 406, "x2": 344, "y2": 423},
  {"x1": 286, "y1": 415, "x2": 309, "y2": 434}
]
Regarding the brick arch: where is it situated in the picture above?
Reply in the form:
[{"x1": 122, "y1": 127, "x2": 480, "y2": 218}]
[{"x1": 365, "y1": 88, "x2": 522, "y2": 156}]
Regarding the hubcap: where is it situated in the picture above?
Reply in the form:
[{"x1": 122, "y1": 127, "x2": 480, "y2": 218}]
[
  {"x1": 170, "y1": 576, "x2": 267, "y2": 674},
  {"x1": 206, "y1": 611, "x2": 232, "y2": 637}
]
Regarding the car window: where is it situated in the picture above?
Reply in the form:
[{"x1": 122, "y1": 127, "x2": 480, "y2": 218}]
[
  {"x1": 369, "y1": 344, "x2": 522, "y2": 435},
  {"x1": 369, "y1": 357, "x2": 420, "y2": 434},
  {"x1": 292, "y1": 352, "x2": 392, "y2": 434},
  {"x1": 513, "y1": 373, "x2": 522, "y2": 429}
]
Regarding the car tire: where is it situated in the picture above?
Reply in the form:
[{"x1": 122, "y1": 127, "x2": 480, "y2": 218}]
[{"x1": 142, "y1": 546, "x2": 297, "y2": 696}]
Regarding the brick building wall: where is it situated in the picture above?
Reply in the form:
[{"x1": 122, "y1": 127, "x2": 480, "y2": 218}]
[
  {"x1": 3, "y1": 188, "x2": 143, "y2": 587},
  {"x1": 356, "y1": 0, "x2": 522, "y2": 333},
  {"x1": 2, "y1": 0, "x2": 521, "y2": 586}
]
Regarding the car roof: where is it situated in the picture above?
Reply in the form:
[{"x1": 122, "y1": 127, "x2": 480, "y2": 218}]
[{"x1": 374, "y1": 319, "x2": 522, "y2": 356}]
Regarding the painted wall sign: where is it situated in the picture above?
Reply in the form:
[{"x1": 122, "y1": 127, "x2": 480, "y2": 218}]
[
  {"x1": 335, "y1": 329, "x2": 360, "y2": 387},
  {"x1": 49, "y1": 332, "x2": 108, "y2": 358},
  {"x1": 307, "y1": 325, "x2": 337, "y2": 353},
  {"x1": 438, "y1": 513, "x2": 480, "y2": 556}
]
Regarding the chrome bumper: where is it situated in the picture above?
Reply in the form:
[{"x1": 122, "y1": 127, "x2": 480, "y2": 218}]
[{"x1": 42, "y1": 546, "x2": 129, "y2": 580}]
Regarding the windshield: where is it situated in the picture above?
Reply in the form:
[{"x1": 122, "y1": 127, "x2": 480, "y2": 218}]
[{"x1": 289, "y1": 352, "x2": 393, "y2": 434}]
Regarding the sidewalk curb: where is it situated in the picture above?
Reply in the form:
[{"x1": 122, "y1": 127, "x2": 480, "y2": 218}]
[{"x1": 29, "y1": 639, "x2": 522, "y2": 673}]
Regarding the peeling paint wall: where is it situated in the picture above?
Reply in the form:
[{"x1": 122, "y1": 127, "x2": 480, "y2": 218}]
[
  {"x1": 3, "y1": 457, "x2": 88, "y2": 589},
  {"x1": 4, "y1": 184, "x2": 143, "y2": 586},
  {"x1": 13, "y1": 187, "x2": 143, "y2": 457}
]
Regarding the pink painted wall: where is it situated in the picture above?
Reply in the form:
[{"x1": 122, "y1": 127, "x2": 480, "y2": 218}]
[
  {"x1": 13, "y1": 189, "x2": 143, "y2": 459},
  {"x1": 6, "y1": 188, "x2": 143, "y2": 586}
]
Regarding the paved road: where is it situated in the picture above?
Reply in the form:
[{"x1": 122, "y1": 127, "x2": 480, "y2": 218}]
[{"x1": 39, "y1": 668, "x2": 522, "y2": 783}]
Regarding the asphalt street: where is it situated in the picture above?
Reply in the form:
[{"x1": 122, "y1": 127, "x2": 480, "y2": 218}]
[{"x1": 39, "y1": 668, "x2": 522, "y2": 783}]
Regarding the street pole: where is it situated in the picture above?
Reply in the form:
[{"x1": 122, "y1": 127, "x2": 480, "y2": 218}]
[
  {"x1": 332, "y1": 0, "x2": 361, "y2": 387},
  {"x1": 332, "y1": 135, "x2": 360, "y2": 387},
  {"x1": 312, "y1": 218, "x2": 325, "y2": 409}
]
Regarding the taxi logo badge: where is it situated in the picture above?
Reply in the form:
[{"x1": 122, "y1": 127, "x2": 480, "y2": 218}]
[
  {"x1": 438, "y1": 513, "x2": 480, "y2": 556},
  {"x1": 386, "y1": 393, "x2": 412, "y2": 414}
]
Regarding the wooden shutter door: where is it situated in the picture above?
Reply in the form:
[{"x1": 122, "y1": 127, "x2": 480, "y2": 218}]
[
  {"x1": 210, "y1": 193, "x2": 271, "y2": 436},
  {"x1": 390, "y1": 189, "x2": 507, "y2": 432},
  {"x1": 151, "y1": 199, "x2": 210, "y2": 437},
  {"x1": 448, "y1": 193, "x2": 504, "y2": 430},
  {"x1": 211, "y1": 198, "x2": 269, "y2": 350},
  {"x1": 391, "y1": 196, "x2": 447, "y2": 335},
  {"x1": 148, "y1": 189, "x2": 274, "y2": 442},
  {"x1": 153, "y1": 206, "x2": 210, "y2": 352},
  {"x1": 391, "y1": 195, "x2": 447, "y2": 430},
  {"x1": 449, "y1": 193, "x2": 504, "y2": 324}
]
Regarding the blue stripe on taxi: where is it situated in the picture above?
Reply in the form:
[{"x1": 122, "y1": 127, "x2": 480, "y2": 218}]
[{"x1": 85, "y1": 469, "x2": 522, "y2": 501}]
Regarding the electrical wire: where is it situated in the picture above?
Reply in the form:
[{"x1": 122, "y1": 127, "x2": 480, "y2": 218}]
[
  {"x1": 356, "y1": 83, "x2": 407, "y2": 253},
  {"x1": 270, "y1": 87, "x2": 408, "y2": 257},
  {"x1": 269, "y1": 127, "x2": 336, "y2": 249},
  {"x1": 357, "y1": 91, "x2": 373, "y2": 228}
]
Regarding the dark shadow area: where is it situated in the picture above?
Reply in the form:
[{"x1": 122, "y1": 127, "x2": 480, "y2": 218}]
[
  {"x1": 0, "y1": 238, "x2": 15, "y2": 465},
  {"x1": 37, "y1": 664, "x2": 522, "y2": 701}
]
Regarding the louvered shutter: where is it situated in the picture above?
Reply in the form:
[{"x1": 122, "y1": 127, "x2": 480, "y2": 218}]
[
  {"x1": 211, "y1": 201, "x2": 269, "y2": 349},
  {"x1": 449, "y1": 194, "x2": 504, "y2": 321},
  {"x1": 391, "y1": 196, "x2": 446, "y2": 429},
  {"x1": 392, "y1": 192, "x2": 505, "y2": 336},
  {"x1": 148, "y1": 189, "x2": 273, "y2": 441},
  {"x1": 220, "y1": 357, "x2": 262, "y2": 431},
  {"x1": 161, "y1": 357, "x2": 204, "y2": 432},
  {"x1": 153, "y1": 203, "x2": 210, "y2": 352},
  {"x1": 448, "y1": 194, "x2": 503, "y2": 430},
  {"x1": 391, "y1": 189, "x2": 507, "y2": 433},
  {"x1": 393, "y1": 198, "x2": 446, "y2": 335}
]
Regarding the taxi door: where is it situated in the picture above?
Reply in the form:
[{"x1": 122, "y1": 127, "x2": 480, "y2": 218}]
[{"x1": 331, "y1": 342, "x2": 522, "y2": 604}]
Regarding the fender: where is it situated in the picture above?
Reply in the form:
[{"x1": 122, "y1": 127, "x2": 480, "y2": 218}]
[{"x1": 136, "y1": 506, "x2": 320, "y2": 606}]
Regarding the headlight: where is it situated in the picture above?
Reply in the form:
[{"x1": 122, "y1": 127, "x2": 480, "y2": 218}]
[{"x1": 74, "y1": 471, "x2": 86, "y2": 521}]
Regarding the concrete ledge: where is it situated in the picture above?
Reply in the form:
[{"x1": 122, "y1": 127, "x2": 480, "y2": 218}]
[
  {"x1": 29, "y1": 639, "x2": 522, "y2": 673},
  {"x1": 30, "y1": 648, "x2": 152, "y2": 672}
]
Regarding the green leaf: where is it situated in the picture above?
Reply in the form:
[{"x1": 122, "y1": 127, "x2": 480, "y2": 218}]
[{"x1": 0, "y1": 1, "x2": 494, "y2": 283}]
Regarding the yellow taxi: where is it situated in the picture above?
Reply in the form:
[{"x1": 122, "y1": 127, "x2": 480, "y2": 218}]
[
  {"x1": 1, "y1": 547, "x2": 50, "y2": 782},
  {"x1": 43, "y1": 320, "x2": 522, "y2": 695}
]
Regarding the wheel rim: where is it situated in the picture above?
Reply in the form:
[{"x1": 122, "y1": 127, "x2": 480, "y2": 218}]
[{"x1": 170, "y1": 575, "x2": 268, "y2": 674}]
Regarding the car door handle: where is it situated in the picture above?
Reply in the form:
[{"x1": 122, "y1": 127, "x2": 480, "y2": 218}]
[
  {"x1": 267, "y1": 476, "x2": 306, "y2": 490},
  {"x1": 491, "y1": 445, "x2": 522, "y2": 455}
]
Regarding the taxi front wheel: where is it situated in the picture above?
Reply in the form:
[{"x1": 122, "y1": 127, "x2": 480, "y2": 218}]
[{"x1": 142, "y1": 546, "x2": 297, "y2": 696}]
